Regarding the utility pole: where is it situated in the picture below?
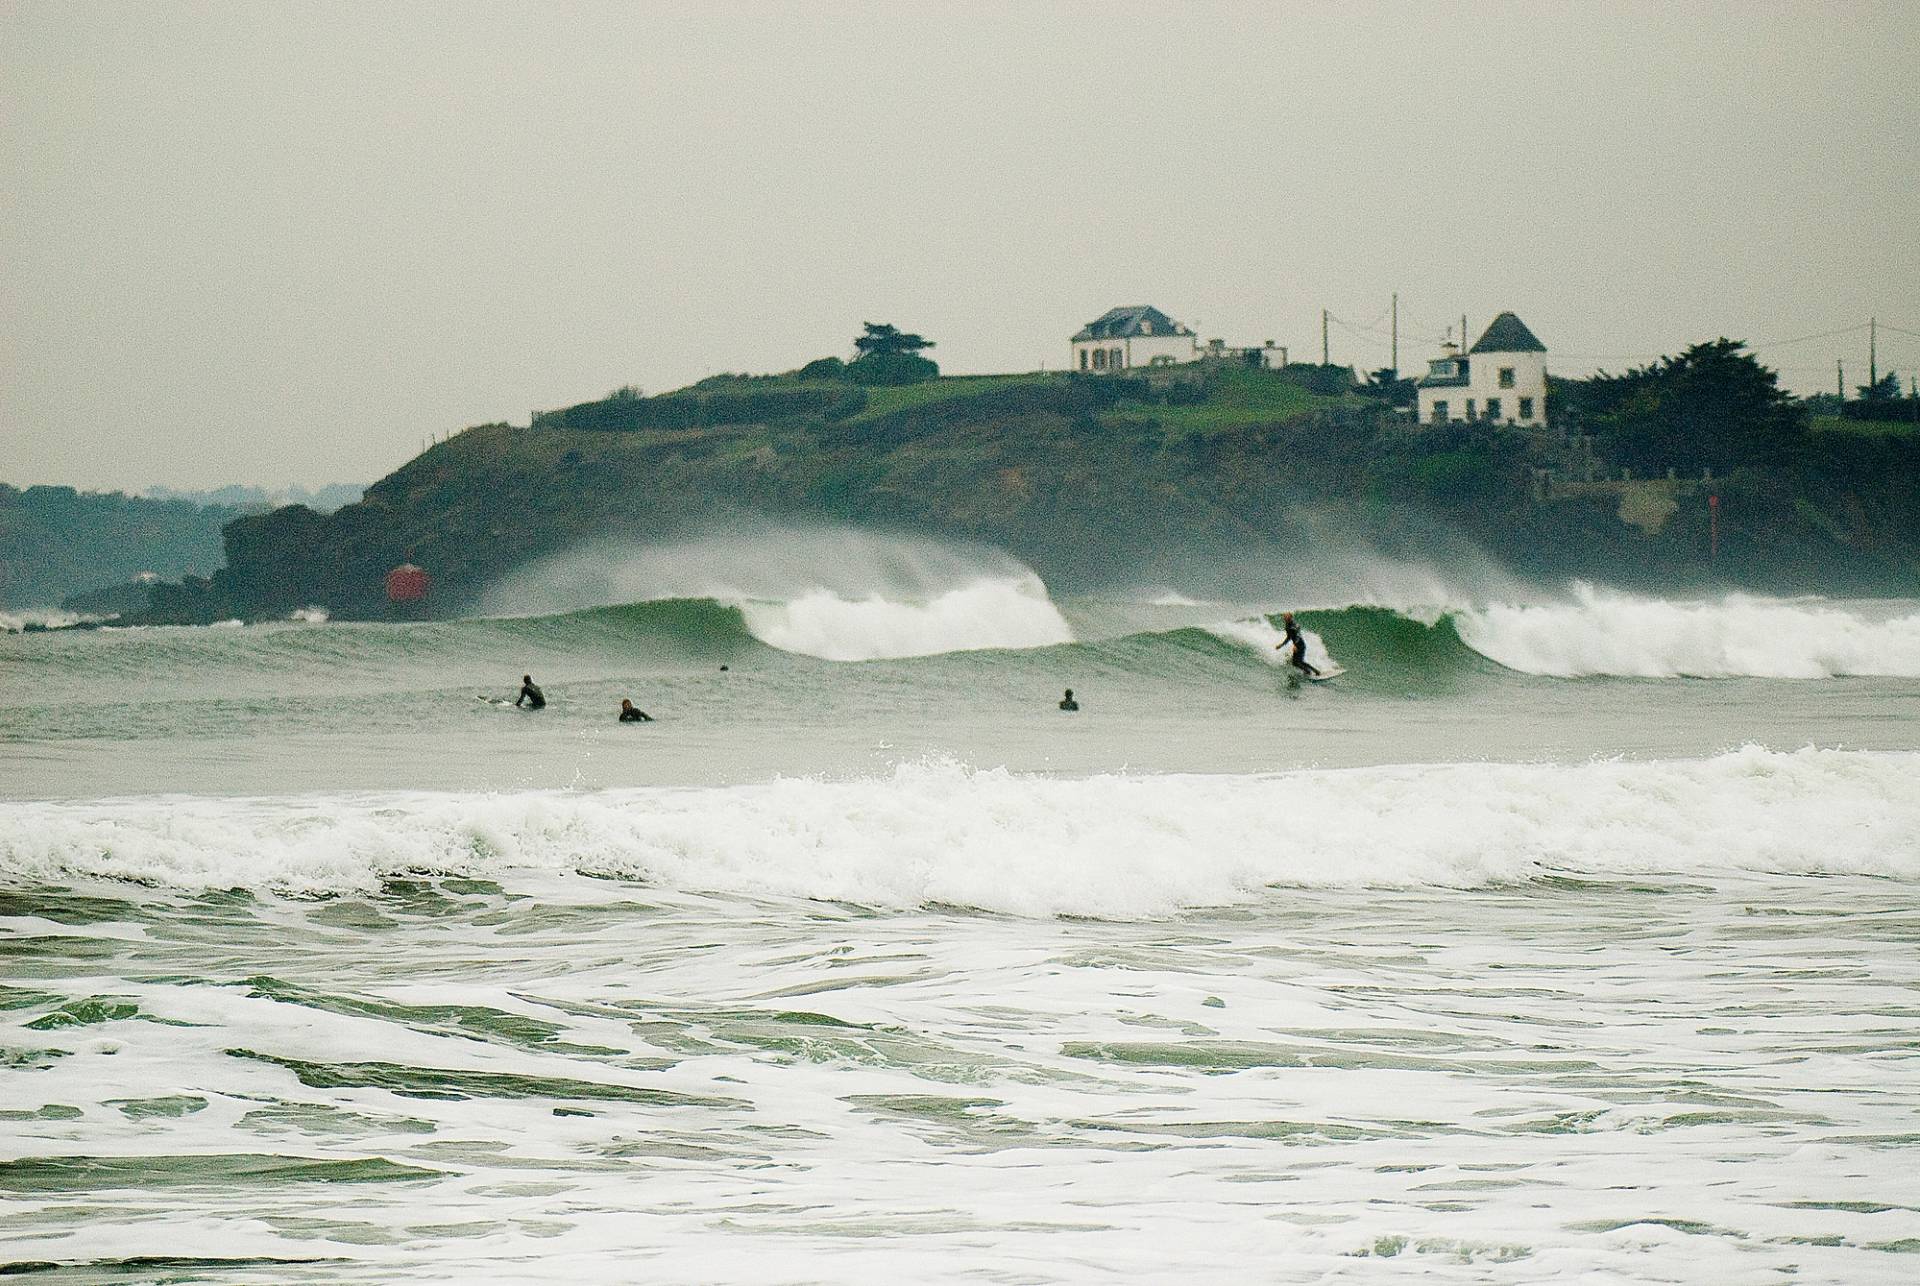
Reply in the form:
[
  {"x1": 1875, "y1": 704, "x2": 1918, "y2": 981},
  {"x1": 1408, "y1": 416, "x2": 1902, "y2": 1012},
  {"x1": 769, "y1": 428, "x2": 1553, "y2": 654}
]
[
  {"x1": 1391, "y1": 293, "x2": 1399, "y2": 375},
  {"x1": 1461, "y1": 314, "x2": 1469, "y2": 352},
  {"x1": 1322, "y1": 309, "x2": 1329, "y2": 367},
  {"x1": 1869, "y1": 317, "x2": 1877, "y2": 389},
  {"x1": 1837, "y1": 359, "x2": 1844, "y2": 401}
]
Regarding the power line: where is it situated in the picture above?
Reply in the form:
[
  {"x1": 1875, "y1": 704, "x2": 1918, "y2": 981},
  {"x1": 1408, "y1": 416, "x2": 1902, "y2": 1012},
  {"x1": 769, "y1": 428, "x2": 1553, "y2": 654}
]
[
  {"x1": 1552, "y1": 352, "x2": 1663, "y2": 360},
  {"x1": 1328, "y1": 312, "x2": 1447, "y2": 347},
  {"x1": 1745, "y1": 322, "x2": 1872, "y2": 349},
  {"x1": 1326, "y1": 316, "x2": 1393, "y2": 346}
]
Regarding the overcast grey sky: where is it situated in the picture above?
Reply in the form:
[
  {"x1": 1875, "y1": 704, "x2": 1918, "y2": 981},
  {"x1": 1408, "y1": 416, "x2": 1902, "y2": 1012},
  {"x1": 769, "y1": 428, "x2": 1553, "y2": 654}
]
[{"x1": 3, "y1": 1, "x2": 1916, "y2": 490}]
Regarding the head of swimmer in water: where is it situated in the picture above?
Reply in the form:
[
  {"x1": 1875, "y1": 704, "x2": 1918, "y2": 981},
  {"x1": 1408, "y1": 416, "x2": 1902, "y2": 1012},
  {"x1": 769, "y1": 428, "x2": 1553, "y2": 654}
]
[{"x1": 621, "y1": 698, "x2": 634, "y2": 712}]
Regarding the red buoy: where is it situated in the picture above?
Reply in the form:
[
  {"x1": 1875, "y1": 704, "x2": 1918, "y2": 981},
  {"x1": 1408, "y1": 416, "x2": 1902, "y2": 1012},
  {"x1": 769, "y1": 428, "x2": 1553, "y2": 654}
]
[{"x1": 385, "y1": 563, "x2": 430, "y2": 603}]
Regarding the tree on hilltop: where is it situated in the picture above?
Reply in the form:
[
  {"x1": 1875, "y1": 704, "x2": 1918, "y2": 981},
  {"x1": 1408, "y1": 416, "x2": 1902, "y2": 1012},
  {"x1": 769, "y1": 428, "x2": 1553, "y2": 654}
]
[
  {"x1": 1857, "y1": 371, "x2": 1901, "y2": 402},
  {"x1": 1360, "y1": 366, "x2": 1415, "y2": 408},
  {"x1": 848, "y1": 322, "x2": 939, "y2": 385},
  {"x1": 1584, "y1": 339, "x2": 1806, "y2": 474},
  {"x1": 854, "y1": 323, "x2": 934, "y2": 359}
]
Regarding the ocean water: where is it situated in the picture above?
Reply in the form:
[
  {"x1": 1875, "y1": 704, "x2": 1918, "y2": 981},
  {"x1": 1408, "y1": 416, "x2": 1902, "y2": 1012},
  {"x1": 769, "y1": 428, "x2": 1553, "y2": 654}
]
[{"x1": 5, "y1": 567, "x2": 1920, "y2": 1282}]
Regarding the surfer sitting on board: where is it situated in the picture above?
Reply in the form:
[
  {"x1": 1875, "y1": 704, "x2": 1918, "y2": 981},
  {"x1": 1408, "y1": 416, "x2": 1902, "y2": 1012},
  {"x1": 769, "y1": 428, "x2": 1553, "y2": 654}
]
[
  {"x1": 1275, "y1": 613, "x2": 1321, "y2": 678},
  {"x1": 618, "y1": 699, "x2": 652, "y2": 723},
  {"x1": 515, "y1": 675, "x2": 546, "y2": 710},
  {"x1": 1059, "y1": 688, "x2": 1079, "y2": 712}
]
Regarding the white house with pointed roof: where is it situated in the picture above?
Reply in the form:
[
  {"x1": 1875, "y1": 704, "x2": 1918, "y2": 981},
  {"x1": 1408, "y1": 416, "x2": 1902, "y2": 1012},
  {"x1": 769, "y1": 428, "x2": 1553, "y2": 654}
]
[
  {"x1": 1071, "y1": 306, "x2": 1196, "y2": 372},
  {"x1": 1416, "y1": 312, "x2": 1548, "y2": 427}
]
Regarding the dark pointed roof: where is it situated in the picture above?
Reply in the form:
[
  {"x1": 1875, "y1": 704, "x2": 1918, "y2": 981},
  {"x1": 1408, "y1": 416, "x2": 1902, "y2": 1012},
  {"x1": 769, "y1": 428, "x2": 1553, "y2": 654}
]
[
  {"x1": 1073, "y1": 306, "x2": 1192, "y2": 342},
  {"x1": 1469, "y1": 312, "x2": 1545, "y2": 354}
]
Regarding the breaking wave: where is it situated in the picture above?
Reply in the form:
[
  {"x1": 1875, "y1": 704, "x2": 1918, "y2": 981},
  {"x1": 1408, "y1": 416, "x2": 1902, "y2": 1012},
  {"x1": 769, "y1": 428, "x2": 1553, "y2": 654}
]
[
  {"x1": 738, "y1": 576, "x2": 1072, "y2": 661},
  {"x1": 5, "y1": 748, "x2": 1915, "y2": 916},
  {"x1": 1202, "y1": 618, "x2": 1336, "y2": 672},
  {"x1": 1176, "y1": 592, "x2": 1920, "y2": 682},
  {"x1": 0, "y1": 609, "x2": 97, "y2": 633},
  {"x1": 1452, "y1": 585, "x2": 1920, "y2": 678},
  {"x1": 12, "y1": 581, "x2": 1920, "y2": 684}
]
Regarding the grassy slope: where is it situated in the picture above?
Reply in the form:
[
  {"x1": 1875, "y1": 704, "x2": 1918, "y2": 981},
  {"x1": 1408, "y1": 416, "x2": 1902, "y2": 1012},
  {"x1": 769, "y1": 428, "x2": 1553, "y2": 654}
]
[
  {"x1": 847, "y1": 373, "x2": 1060, "y2": 422},
  {"x1": 1811, "y1": 413, "x2": 1920, "y2": 438},
  {"x1": 1104, "y1": 365, "x2": 1364, "y2": 435}
]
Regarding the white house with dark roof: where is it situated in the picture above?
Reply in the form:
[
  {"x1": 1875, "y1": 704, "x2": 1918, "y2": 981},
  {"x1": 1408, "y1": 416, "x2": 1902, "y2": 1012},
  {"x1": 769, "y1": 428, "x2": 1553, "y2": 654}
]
[
  {"x1": 1071, "y1": 306, "x2": 1196, "y2": 372},
  {"x1": 1416, "y1": 312, "x2": 1548, "y2": 427}
]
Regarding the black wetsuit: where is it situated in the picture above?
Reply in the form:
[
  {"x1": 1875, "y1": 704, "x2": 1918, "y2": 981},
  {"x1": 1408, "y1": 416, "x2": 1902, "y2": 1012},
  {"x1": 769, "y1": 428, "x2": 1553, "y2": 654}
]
[
  {"x1": 1059, "y1": 697, "x2": 1079, "y2": 711},
  {"x1": 619, "y1": 707, "x2": 652, "y2": 722},
  {"x1": 516, "y1": 682, "x2": 546, "y2": 709},
  {"x1": 1282, "y1": 623, "x2": 1320, "y2": 677}
]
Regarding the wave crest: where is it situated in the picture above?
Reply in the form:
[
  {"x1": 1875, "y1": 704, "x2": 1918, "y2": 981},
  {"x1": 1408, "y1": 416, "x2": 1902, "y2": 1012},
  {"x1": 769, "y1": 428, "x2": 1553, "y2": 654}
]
[
  {"x1": 1455, "y1": 586, "x2": 1920, "y2": 678},
  {"x1": 6, "y1": 749, "x2": 1915, "y2": 915},
  {"x1": 739, "y1": 576, "x2": 1073, "y2": 661}
]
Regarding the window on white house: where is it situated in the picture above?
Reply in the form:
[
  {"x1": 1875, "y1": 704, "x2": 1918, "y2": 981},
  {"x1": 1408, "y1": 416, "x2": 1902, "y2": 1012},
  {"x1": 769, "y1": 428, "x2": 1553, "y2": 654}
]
[
  {"x1": 1466, "y1": 399, "x2": 1476, "y2": 418},
  {"x1": 1519, "y1": 396, "x2": 1535, "y2": 419},
  {"x1": 1111, "y1": 348, "x2": 1123, "y2": 368},
  {"x1": 1431, "y1": 400, "x2": 1449, "y2": 422},
  {"x1": 1486, "y1": 398, "x2": 1502, "y2": 420},
  {"x1": 1092, "y1": 349, "x2": 1105, "y2": 371},
  {"x1": 1499, "y1": 367, "x2": 1516, "y2": 389},
  {"x1": 1078, "y1": 349, "x2": 1089, "y2": 370}
]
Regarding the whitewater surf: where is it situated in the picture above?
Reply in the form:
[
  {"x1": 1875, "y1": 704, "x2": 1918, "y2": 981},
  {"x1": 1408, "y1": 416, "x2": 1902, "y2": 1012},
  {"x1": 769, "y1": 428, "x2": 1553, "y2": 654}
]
[{"x1": 6, "y1": 573, "x2": 1920, "y2": 1282}]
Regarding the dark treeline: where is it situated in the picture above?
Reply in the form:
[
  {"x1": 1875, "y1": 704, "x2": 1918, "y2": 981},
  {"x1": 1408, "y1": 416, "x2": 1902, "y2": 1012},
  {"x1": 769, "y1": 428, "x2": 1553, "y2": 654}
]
[
  {"x1": 1552, "y1": 339, "x2": 1806, "y2": 474},
  {"x1": 0, "y1": 484, "x2": 247, "y2": 610}
]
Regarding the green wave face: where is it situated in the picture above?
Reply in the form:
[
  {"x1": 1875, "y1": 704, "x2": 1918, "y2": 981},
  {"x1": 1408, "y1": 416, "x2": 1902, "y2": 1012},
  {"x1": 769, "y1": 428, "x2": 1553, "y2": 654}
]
[
  {"x1": 1293, "y1": 606, "x2": 1494, "y2": 689},
  {"x1": 492, "y1": 597, "x2": 764, "y2": 656},
  {"x1": 2, "y1": 597, "x2": 775, "y2": 704},
  {"x1": 2, "y1": 596, "x2": 1510, "y2": 712},
  {"x1": 525, "y1": 600, "x2": 1492, "y2": 691},
  {"x1": 1043, "y1": 606, "x2": 1492, "y2": 696}
]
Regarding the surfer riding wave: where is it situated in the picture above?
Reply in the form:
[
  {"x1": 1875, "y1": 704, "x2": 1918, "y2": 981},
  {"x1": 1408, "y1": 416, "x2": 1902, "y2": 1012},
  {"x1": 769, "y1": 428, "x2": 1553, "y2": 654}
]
[{"x1": 1276, "y1": 612, "x2": 1321, "y2": 678}]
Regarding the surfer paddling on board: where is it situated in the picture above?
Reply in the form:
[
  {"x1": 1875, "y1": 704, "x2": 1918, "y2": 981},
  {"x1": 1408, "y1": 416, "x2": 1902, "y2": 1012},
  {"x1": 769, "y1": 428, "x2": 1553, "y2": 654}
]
[
  {"x1": 1275, "y1": 613, "x2": 1321, "y2": 679},
  {"x1": 515, "y1": 675, "x2": 546, "y2": 710},
  {"x1": 618, "y1": 698, "x2": 652, "y2": 722}
]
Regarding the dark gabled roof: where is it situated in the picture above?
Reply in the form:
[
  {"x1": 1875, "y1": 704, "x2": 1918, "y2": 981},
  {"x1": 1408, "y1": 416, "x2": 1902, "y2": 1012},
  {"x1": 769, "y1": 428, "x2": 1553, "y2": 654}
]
[
  {"x1": 1469, "y1": 312, "x2": 1546, "y2": 354},
  {"x1": 1073, "y1": 305, "x2": 1192, "y2": 342}
]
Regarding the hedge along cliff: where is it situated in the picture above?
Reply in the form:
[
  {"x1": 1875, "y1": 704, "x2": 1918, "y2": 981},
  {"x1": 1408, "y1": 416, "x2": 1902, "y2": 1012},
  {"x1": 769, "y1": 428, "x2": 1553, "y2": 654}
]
[{"x1": 145, "y1": 366, "x2": 1920, "y2": 623}]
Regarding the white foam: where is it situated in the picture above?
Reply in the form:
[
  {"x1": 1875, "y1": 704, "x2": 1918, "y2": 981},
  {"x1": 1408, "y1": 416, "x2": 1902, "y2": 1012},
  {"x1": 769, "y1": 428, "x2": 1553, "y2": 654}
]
[
  {"x1": 739, "y1": 576, "x2": 1073, "y2": 661},
  {"x1": 1456, "y1": 585, "x2": 1920, "y2": 678},
  {"x1": 475, "y1": 525, "x2": 1042, "y2": 619},
  {"x1": 0, "y1": 609, "x2": 86, "y2": 632},
  {"x1": 6, "y1": 748, "x2": 1915, "y2": 915},
  {"x1": 287, "y1": 605, "x2": 331, "y2": 624},
  {"x1": 1204, "y1": 617, "x2": 1335, "y2": 670}
]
